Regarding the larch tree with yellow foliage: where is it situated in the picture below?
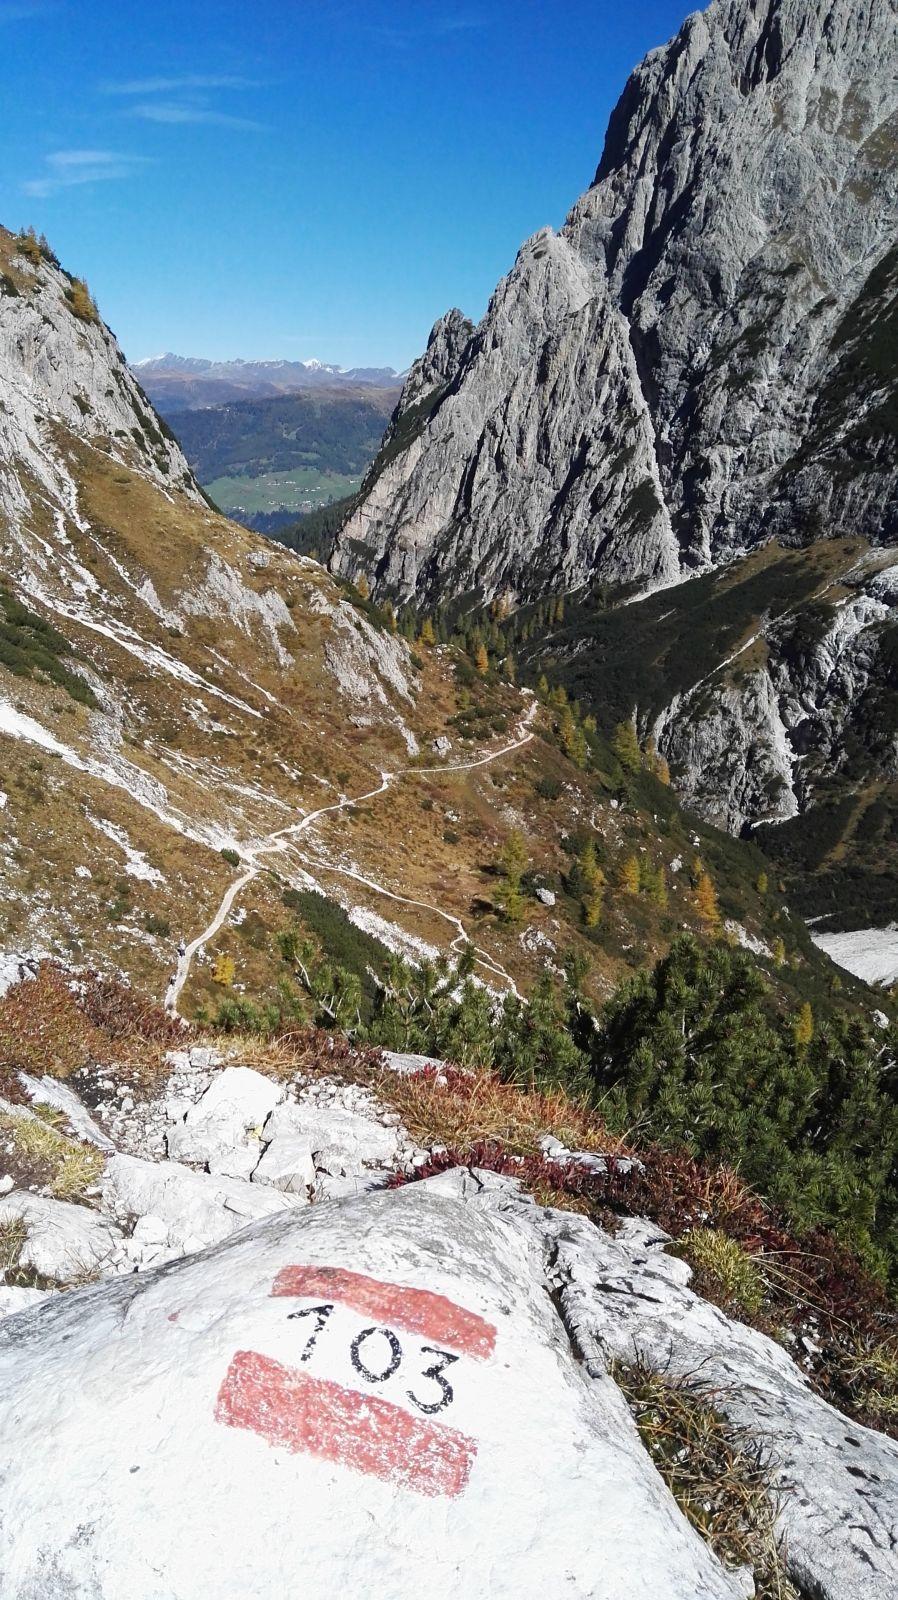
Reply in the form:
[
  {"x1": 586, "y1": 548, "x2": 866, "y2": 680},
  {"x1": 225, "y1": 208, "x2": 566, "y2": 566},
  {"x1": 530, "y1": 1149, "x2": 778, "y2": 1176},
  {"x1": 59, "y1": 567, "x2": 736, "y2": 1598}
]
[
  {"x1": 617, "y1": 854, "x2": 641, "y2": 895},
  {"x1": 793, "y1": 1002, "x2": 814, "y2": 1049},
  {"x1": 694, "y1": 869, "x2": 720, "y2": 930},
  {"x1": 474, "y1": 642, "x2": 489, "y2": 676},
  {"x1": 419, "y1": 617, "x2": 436, "y2": 647},
  {"x1": 212, "y1": 953, "x2": 236, "y2": 987}
]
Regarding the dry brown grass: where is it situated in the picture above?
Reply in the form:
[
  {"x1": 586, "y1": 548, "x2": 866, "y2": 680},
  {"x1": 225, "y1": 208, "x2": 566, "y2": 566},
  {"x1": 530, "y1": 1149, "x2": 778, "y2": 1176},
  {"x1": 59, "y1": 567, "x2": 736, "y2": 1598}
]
[
  {"x1": 367, "y1": 1065, "x2": 627, "y2": 1161},
  {"x1": 0, "y1": 1112, "x2": 104, "y2": 1200},
  {"x1": 614, "y1": 1359, "x2": 799, "y2": 1599}
]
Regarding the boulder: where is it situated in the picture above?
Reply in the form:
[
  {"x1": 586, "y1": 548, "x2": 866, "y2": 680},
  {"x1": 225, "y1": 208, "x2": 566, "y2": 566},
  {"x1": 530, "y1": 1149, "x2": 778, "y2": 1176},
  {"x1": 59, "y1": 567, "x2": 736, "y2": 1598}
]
[
  {"x1": 0, "y1": 1171, "x2": 742, "y2": 1599},
  {"x1": 549, "y1": 1209, "x2": 898, "y2": 1600},
  {"x1": 101, "y1": 1153, "x2": 303, "y2": 1263},
  {"x1": 18, "y1": 1072, "x2": 115, "y2": 1152},
  {"x1": 0, "y1": 1191, "x2": 122, "y2": 1282},
  {"x1": 264, "y1": 1082, "x2": 415, "y2": 1196},
  {"x1": 165, "y1": 1066, "x2": 284, "y2": 1172},
  {"x1": 250, "y1": 1134, "x2": 315, "y2": 1196}
]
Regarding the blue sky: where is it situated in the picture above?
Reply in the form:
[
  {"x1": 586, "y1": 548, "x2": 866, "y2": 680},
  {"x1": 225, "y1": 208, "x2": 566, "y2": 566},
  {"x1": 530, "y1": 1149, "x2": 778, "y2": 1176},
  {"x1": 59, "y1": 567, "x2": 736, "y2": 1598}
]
[{"x1": 0, "y1": 0, "x2": 692, "y2": 367}]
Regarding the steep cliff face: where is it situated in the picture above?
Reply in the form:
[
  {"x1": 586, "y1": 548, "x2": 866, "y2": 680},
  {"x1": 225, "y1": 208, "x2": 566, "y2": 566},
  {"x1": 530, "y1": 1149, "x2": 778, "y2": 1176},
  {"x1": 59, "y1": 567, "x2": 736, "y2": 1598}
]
[{"x1": 332, "y1": 0, "x2": 898, "y2": 604}]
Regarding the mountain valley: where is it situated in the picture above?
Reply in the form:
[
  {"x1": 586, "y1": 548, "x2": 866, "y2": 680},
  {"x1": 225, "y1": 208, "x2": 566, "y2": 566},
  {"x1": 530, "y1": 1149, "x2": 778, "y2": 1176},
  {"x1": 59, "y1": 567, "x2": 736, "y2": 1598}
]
[{"x1": 3, "y1": 1, "x2": 898, "y2": 1594}]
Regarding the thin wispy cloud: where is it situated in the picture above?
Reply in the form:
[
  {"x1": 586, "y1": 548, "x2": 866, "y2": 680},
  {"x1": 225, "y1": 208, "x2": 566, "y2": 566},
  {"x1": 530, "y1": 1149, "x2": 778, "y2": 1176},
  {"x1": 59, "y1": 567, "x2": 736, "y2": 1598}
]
[
  {"x1": 362, "y1": 11, "x2": 487, "y2": 47},
  {"x1": 100, "y1": 71, "x2": 267, "y2": 134},
  {"x1": 101, "y1": 74, "x2": 259, "y2": 96},
  {"x1": 23, "y1": 148, "x2": 150, "y2": 198},
  {"x1": 129, "y1": 102, "x2": 266, "y2": 131}
]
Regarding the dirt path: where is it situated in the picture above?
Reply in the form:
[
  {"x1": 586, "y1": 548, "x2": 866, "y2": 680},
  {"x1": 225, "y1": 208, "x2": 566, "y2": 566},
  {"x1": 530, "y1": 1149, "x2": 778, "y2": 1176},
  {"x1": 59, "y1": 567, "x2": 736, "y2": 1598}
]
[{"x1": 166, "y1": 697, "x2": 537, "y2": 1013}]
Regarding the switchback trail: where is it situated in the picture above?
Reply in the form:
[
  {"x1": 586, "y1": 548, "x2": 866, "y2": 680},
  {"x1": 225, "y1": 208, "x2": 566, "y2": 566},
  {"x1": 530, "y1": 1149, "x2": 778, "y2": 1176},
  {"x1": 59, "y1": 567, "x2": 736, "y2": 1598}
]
[{"x1": 166, "y1": 697, "x2": 537, "y2": 1013}]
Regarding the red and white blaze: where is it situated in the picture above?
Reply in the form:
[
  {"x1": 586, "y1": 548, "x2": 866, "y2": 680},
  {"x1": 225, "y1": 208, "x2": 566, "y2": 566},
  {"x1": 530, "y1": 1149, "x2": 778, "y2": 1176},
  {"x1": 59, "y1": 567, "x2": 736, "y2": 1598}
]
[{"x1": 214, "y1": 1265, "x2": 497, "y2": 1498}]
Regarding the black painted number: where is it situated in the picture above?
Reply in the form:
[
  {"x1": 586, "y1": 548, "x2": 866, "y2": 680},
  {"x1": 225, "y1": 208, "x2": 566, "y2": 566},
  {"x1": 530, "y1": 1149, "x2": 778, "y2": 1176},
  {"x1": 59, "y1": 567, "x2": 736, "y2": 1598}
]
[
  {"x1": 285, "y1": 1309, "x2": 462, "y2": 1414},
  {"x1": 406, "y1": 1346, "x2": 458, "y2": 1415},
  {"x1": 288, "y1": 1302, "x2": 335, "y2": 1361},
  {"x1": 350, "y1": 1325, "x2": 403, "y2": 1383}
]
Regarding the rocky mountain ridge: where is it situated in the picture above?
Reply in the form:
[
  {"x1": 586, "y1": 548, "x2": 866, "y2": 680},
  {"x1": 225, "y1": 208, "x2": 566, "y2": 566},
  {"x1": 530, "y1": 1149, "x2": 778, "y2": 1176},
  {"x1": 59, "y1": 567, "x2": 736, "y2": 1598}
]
[
  {"x1": 136, "y1": 353, "x2": 403, "y2": 413},
  {"x1": 334, "y1": 0, "x2": 897, "y2": 604}
]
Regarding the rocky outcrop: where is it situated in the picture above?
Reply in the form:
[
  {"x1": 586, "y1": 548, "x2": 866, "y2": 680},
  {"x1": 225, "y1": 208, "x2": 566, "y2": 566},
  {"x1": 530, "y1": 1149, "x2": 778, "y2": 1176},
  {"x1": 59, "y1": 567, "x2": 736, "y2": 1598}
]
[
  {"x1": 3, "y1": 1161, "x2": 898, "y2": 1598},
  {"x1": 332, "y1": 0, "x2": 898, "y2": 604},
  {"x1": 653, "y1": 549, "x2": 898, "y2": 833},
  {"x1": 0, "y1": 227, "x2": 199, "y2": 538}
]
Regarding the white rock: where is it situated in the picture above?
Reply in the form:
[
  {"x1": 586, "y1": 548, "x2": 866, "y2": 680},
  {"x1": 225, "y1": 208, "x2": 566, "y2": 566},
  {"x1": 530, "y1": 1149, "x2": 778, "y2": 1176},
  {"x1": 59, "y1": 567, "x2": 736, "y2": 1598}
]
[
  {"x1": 18, "y1": 1073, "x2": 115, "y2": 1152},
  {"x1": 535, "y1": 887, "x2": 556, "y2": 907},
  {"x1": 0, "y1": 1192, "x2": 122, "y2": 1282},
  {"x1": 0, "y1": 1175, "x2": 14, "y2": 1196},
  {"x1": 101, "y1": 1153, "x2": 303, "y2": 1262},
  {"x1": 551, "y1": 1208, "x2": 898, "y2": 1600},
  {"x1": 0, "y1": 1286, "x2": 50, "y2": 1321},
  {"x1": 0, "y1": 1172, "x2": 743, "y2": 1599},
  {"x1": 166, "y1": 1066, "x2": 284, "y2": 1169},
  {"x1": 378, "y1": 1050, "x2": 443, "y2": 1077},
  {"x1": 250, "y1": 1134, "x2": 315, "y2": 1196}
]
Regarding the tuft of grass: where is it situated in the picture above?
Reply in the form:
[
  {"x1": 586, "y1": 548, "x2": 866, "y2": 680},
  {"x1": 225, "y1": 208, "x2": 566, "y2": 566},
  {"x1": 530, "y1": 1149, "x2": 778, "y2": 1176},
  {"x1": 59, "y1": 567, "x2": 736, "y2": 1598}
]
[
  {"x1": 613, "y1": 1360, "x2": 798, "y2": 1599},
  {"x1": 0, "y1": 1114, "x2": 104, "y2": 1200},
  {"x1": 839, "y1": 1339, "x2": 898, "y2": 1427},
  {"x1": 673, "y1": 1228, "x2": 767, "y2": 1318},
  {"x1": 0, "y1": 1215, "x2": 28, "y2": 1282}
]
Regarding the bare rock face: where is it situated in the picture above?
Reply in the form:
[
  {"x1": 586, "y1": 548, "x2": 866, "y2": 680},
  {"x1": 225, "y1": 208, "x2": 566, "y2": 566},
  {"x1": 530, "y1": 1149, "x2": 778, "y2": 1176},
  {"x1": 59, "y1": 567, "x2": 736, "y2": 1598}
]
[
  {"x1": 2, "y1": 1169, "x2": 898, "y2": 1598},
  {"x1": 0, "y1": 228, "x2": 200, "y2": 533},
  {"x1": 332, "y1": 0, "x2": 898, "y2": 604}
]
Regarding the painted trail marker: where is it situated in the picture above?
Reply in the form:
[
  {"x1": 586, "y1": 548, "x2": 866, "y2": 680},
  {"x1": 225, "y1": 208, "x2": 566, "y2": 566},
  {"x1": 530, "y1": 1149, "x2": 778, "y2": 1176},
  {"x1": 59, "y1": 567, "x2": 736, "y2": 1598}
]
[{"x1": 214, "y1": 1264, "x2": 497, "y2": 1498}]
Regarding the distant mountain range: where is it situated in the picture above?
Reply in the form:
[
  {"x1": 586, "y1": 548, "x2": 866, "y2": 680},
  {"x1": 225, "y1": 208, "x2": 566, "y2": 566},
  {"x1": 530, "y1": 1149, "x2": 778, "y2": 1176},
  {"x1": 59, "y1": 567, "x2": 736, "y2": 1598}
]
[{"x1": 133, "y1": 353, "x2": 404, "y2": 412}]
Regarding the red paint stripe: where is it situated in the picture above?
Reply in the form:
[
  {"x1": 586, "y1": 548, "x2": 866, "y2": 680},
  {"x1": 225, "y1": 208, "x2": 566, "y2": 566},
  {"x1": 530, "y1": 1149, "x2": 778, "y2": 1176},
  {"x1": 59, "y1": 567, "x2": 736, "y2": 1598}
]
[
  {"x1": 215, "y1": 1349, "x2": 476, "y2": 1498},
  {"x1": 270, "y1": 1265, "x2": 496, "y2": 1359}
]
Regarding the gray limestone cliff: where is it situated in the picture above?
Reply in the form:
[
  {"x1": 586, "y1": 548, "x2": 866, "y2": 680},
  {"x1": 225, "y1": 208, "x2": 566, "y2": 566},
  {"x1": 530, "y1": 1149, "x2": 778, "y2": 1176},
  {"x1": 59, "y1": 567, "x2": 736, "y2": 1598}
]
[{"x1": 331, "y1": 0, "x2": 898, "y2": 605}]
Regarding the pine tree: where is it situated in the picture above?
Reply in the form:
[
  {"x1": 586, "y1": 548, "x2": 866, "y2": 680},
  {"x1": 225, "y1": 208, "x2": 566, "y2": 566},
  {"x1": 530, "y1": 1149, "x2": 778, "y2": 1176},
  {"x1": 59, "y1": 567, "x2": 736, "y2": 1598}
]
[
  {"x1": 643, "y1": 862, "x2": 668, "y2": 907},
  {"x1": 794, "y1": 1002, "x2": 814, "y2": 1049},
  {"x1": 612, "y1": 719, "x2": 642, "y2": 774},
  {"x1": 559, "y1": 706, "x2": 586, "y2": 767},
  {"x1": 504, "y1": 653, "x2": 517, "y2": 684},
  {"x1": 618, "y1": 854, "x2": 641, "y2": 895},
  {"x1": 536, "y1": 673, "x2": 549, "y2": 698},
  {"x1": 645, "y1": 738, "x2": 671, "y2": 785},
  {"x1": 384, "y1": 602, "x2": 398, "y2": 634},
  {"x1": 16, "y1": 226, "x2": 42, "y2": 265},
  {"x1": 419, "y1": 617, "x2": 436, "y2": 647},
  {"x1": 474, "y1": 642, "x2": 489, "y2": 676},
  {"x1": 695, "y1": 869, "x2": 720, "y2": 930},
  {"x1": 772, "y1": 936, "x2": 786, "y2": 967},
  {"x1": 500, "y1": 829, "x2": 528, "y2": 890}
]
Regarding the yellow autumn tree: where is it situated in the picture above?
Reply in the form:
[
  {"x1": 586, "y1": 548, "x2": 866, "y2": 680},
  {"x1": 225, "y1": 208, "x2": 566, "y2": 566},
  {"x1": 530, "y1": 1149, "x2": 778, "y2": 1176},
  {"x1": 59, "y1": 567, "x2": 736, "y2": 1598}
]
[
  {"x1": 355, "y1": 572, "x2": 370, "y2": 601},
  {"x1": 419, "y1": 617, "x2": 436, "y2": 647},
  {"x1": 695, "y1": 870, "x2": 720, "y2": 930},
  {"x1": 67, "y1": 277, "x2": 98, "y2": 323},
  {"x1": 474, "y1": 643, "x2": 489, "y2": 676},
  {"x1": 793, "y1": 1002, "x2": 814, "y2": 1049},
  {"x1": 212, "y1": 953, "x2": 236, "y2": 987},
  {"x1": 617, "y1": 854, "x2": 641, "y2": 895},
  {"x1": 583, "y1": 890, "x2": 603, "y2": 928},
  {"x1": 772, "y1": 936, "x2": 786, "y2": 967},
  {"x1": 612, "y1": 719, "x2": 642, "y2": 774},
  {"x1": 756, "y1": 871, "x2": 769, "y2": 895}
]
